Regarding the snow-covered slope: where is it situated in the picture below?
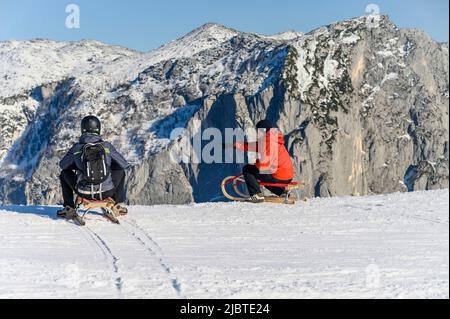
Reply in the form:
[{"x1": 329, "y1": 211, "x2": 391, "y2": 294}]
[
  {"x1": 259, "y1": 30, "x2": 304, "y2": 41},
  {"x1": 0, "y1": 190, "x2": 448, "y2": 299},
  {"x1": 0, "y1": 39, "x2": 140, "y2": 97},
  {"x1": 0, "y1": 24, "x2": 238, "y2": 99}
]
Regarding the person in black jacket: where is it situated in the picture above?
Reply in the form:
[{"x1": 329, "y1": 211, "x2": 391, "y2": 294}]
[{"x1": 58, "y1": 116, "x2": 130, "y2": 217}]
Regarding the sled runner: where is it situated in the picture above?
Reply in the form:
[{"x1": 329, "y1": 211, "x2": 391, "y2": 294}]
[
  {"x1": 67, "y1": 197, "x2": 121, "y2": 226},
  {"x1": 221, "y1": 175, "x2": 305, "y2": 204}
]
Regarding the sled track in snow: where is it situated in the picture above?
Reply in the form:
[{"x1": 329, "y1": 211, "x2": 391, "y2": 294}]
[
  {"x1": 122, "y1": 219, "x2": 185, "y2": 299},
  {"x1": 124, "y1": 219, "x2": 163, "y2": 251},
  {"x1": 71, "y1": 214, "x2": 183, "y2": 298},
  {"x1": 397, "y1": 213, "x2": 449, "y2": 226},
  {"x1": 82, "y1": 226, "x2": 123, "y2": 296}
]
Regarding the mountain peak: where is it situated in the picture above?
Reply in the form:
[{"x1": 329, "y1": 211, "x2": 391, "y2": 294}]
[
  {"x1": 197, "y1": 22, "x2": 229, "y2": 30},
  {"x1": 182, "y1": 22, "x2": 240, "y2": 40},
  {"x1": 327, "y1": 14, "x2": 397, "y2": 31},
  {"x1": 147, "y1": 22, "x2": 239, "y2": 59}
]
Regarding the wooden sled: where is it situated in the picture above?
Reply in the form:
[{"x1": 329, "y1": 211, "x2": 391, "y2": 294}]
[
  {"x1": 221, "y1": 175, "x2": 305, "y2": 205},
  {"x1": 72, "y1": 197, "x2": 120, "y2": 226}
]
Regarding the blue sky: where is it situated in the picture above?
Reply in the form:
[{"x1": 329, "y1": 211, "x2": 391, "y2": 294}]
[{"x1": 0, "y1": 0, "x2": 448, "y2": 52}]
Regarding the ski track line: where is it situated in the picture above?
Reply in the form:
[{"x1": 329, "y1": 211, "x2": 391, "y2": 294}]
[
  {"x1": 340, "y1": 203, "x2": 449, "y2": 226},
  {"x1": 82, "y1": 225, "x2": 124, "y2": 297},
  {"x1": 396, "y1": 213, "x2": 449, "y2": 226},
  {"x1": 125, "y1": 218, "x2": 163, "y2": 252},
  {"x1": 368, "y1": 206, "x2": 450, "y2": 226},
  {"x1": 121, "y1": 219, "x2": 185, "y2": 299}
]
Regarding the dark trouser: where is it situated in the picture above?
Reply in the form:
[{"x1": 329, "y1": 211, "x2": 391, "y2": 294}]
[
  {"x1": 60, "y1": 169, "x2": 126, "y2": 208},
  {"x1": 243, "y1": 164, "x2": 292, "y2": 197}
]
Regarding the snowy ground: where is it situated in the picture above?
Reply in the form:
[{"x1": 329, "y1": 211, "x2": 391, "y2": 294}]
[{"x1": 0, "y1": 190, "x2": 448, "y2": 299}]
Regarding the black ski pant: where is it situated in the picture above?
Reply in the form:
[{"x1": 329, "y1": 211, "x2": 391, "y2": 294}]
[
  {"x1": 60, "y1": 169, "x2": 126, "y2": 208},
  {"x1": 242, "y1": 164, "x2": 292, "y2": 197}
]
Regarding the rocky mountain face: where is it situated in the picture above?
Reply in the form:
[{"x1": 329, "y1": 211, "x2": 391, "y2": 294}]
[{"x1": 0, "y1": 16, "x2": 448, "y2": 205}]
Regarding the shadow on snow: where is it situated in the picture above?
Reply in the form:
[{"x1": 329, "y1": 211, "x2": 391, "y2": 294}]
[{"x1": 0, "y1": 205, "x2": 106, "y2": 221}]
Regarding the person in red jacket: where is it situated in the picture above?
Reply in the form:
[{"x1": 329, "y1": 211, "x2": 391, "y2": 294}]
[{"x1": 234, "y1": 120, "x2": 294, "y2": 203}]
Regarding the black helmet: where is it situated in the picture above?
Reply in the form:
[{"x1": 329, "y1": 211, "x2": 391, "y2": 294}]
[
  {"x1": 256, "y1": 119, "x2": 275, "y2": 131},
  {"x1": 81, "y1": 116, "x2": 101, "y2": 135}
]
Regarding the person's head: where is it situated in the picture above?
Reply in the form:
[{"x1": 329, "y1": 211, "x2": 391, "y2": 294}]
[
  {"x1": 81, "y1": 115, "x2": 101, "y2": 135},
  {"x1": 256, "y1": 119, "x2": 275, "y2": 137}
]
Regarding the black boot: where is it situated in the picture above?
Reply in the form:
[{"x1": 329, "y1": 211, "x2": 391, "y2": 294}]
[
  {"x1": 57, "y1": 206, "x2": 77, "y2": 219},
  {"x1": 249, "y1": 193, "x2": 265, "y2": 203}
]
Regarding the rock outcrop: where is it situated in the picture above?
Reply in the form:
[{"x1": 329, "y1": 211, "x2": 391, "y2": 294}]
[{"x1": 0, "y1": 16, "x2": 448, "y2": 205}]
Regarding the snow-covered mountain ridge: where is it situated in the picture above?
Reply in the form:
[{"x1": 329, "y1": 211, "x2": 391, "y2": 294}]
[{"x1": 0, "y1": 16, "x2": 448, "y2": 205}]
